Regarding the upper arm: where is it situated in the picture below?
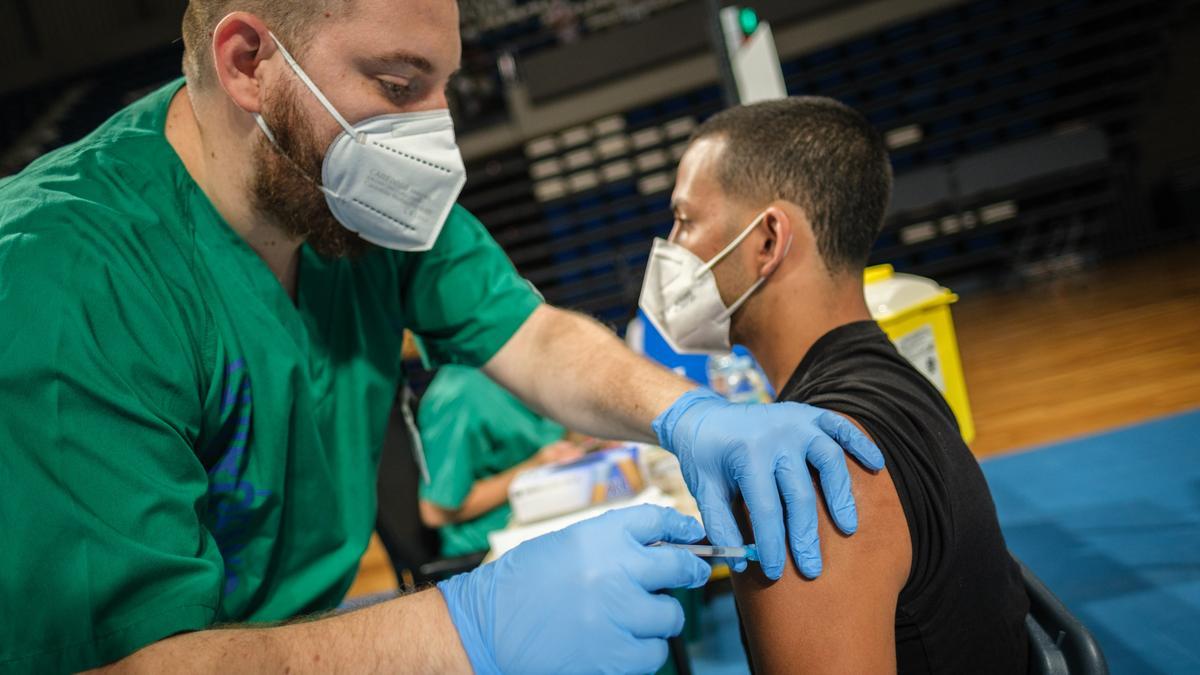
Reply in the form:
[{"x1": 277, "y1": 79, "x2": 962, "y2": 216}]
[
  {"x1": 400, "y1": 205, "x2": 542, "y2": 368},
  {"x1": 732, "y1": 416, "x2": 911, "y2": 674},
  {"x1": 0, "y1": 231, "x2": 220, "y2": 670},
  {"x1": 479, "y1": 302, "x2": 559, "y2": 406}
]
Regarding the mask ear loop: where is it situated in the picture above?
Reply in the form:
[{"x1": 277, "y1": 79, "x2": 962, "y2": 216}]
[
  {"x1": 694, "y1": 210, "x2": 768, "y2": 280},
  {"x1": 712, "y1": 212, "x2": 794, "y2": 323},
  {"x1": 252, "y1": 111, "x2": 329, "y2": 194},
  {"x1": 266, "y1": 31, "x2": 360, "y2": 141},
  {"x1": 246, "y1": 27, "x2": 345, "y2": 196},
  {"x1": 717, "y1": 277, "x2": 766, "y2": 323},
  {"x1": 253, "y1": 114, "x2": 279, "y2": 144}
]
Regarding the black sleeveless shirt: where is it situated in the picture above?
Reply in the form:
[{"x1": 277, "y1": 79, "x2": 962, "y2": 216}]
[{"x1": 777, "y1": 321, "x2": 1028, "y2": 673}]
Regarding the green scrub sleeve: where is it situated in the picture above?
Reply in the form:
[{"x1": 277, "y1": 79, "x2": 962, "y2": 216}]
[
  {"x1": 400, "y1": 205, "x2": 542, "y2": 368},
  {"x1": 416, "y1": 380, "x2": 487, "y2": 509},
  {"x1": 0, "y1": 231, "x2": 222, "y2": 672}
]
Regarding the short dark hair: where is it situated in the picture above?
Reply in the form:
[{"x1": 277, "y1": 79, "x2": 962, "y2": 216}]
[{"x1": 690, "y1": 96, "x2": 893, "y2": 273}]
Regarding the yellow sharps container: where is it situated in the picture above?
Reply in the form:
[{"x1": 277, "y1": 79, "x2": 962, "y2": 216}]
[{"x1": 863, "y1": 265, "x2": 976, "y2": 444}]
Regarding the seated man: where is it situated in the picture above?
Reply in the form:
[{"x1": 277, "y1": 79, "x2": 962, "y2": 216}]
[
  {"x1": 658, "y1": 97, "x2": 1029, "y2": 673},
  {"x1": 417, "y1": 364, "x2": 585, "y2": 556}
]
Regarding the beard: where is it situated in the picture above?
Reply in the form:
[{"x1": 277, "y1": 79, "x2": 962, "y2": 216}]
[{"x1": 250, "y1": 80, "x2": 371, "y2": 259}]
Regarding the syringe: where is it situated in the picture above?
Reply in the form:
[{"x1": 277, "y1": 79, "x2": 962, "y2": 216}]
[{"x1": 650, "y1": 542, "x2": 759, "y2": 561}]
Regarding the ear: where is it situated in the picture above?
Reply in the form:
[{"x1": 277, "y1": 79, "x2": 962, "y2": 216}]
[
  {"x1": 755, "y1": 204, "x2": 795, "y2": 278},
  {"x1": 211, "y1": 12, "x2": 278, "y2": 114}
]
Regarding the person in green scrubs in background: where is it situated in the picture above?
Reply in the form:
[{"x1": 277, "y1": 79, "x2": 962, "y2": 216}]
[
  {"x1": 418, "y1": 365, "x2": 586, "y2": 557},
  {"x1": 0, "y1": 1, "x2": 883, "y2": 672}
]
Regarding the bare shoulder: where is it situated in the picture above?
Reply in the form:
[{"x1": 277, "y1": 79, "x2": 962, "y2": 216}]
[{"x1": 732, "y1": 413, "x2": 912, "y2": 674}]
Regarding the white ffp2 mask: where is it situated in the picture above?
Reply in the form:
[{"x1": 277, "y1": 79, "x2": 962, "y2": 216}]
[
  {"x1": 254, "y1": 32, "x2": 466, "y2": 252},
  {"x1": 638, "y1": 211, "x2": 787, "y2": 354}
]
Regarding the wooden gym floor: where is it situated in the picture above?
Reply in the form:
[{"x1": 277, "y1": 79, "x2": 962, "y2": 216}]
[
  {"x1": 347, "y1": 243, "x2": 1200, "y2": 598},
  {"x1": 955, "y1": 244, "x2": 1200, "y2": 457}
]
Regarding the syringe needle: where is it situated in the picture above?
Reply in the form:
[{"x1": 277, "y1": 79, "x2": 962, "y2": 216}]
[{"x1": 650, "y1": 542, "x2": 759, "y2": 561}]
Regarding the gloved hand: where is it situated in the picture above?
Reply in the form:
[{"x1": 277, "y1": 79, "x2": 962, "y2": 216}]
[
  {"x1": 652, "y1": 388, "x2": 884, "y2": 580},
  {"x1": 438, "y1": 504, "x2": 711, "y2": 675}
]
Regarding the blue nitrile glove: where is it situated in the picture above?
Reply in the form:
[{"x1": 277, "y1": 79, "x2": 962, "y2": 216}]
[
  {"x1": 438, "y1": 504, "x2": 711, "y2": 675},
  {"x1": 652, "y1": 388, "x2": 885, "y2": 580}
]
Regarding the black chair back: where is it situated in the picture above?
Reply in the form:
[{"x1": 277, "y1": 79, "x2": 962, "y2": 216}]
[{"x1": 1016, "y1": 554, "x2": 1108, "y2": 675}]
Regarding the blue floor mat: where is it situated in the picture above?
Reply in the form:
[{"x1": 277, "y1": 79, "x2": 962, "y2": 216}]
[{"x1": 983, "y1": 409, "x2": 1200, "y2": 674}]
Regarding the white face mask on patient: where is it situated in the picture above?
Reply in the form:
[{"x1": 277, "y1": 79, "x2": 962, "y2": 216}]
[{"x1": 638, "y1": 211, "x2": 790, "y2": 354}]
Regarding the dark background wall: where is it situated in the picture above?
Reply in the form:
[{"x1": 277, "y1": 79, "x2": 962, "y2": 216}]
[{"x1": 3, "y1": 0, "x2": 1198, "y2": 331}]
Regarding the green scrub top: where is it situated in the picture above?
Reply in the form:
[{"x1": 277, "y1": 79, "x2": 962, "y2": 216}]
[
  {"x1": 417, "y1": 366, "x2": 565, "y2": 557},
  {"x1": 0, "y1": 79, "x2": 541, "y2": 673}
]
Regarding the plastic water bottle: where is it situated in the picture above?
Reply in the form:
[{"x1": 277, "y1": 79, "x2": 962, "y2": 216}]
[{"x1": 706, "y1": 352, "x2": 771, "y2": 404}]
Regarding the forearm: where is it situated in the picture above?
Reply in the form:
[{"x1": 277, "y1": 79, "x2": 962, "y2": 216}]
[
  {"x1": 88, "y1": 589, "x2": 468, "y2": 674},
  {"x1": 458, "y1": 459, "x2": 534, "y2": 520},
  {"x1": 424, "y1": 460, "x2": 534, "y2": 526},
  {"x1": 484, "y1": 305, "x2": 692, "y2": 443}
]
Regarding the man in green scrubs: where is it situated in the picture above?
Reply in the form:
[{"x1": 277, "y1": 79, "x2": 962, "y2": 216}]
[
  {"x1": 417, "y1": 365, "x2": 583, "y2": 557},
  {"x1": 0, "y1": 1, "x2": 883, "y2": 672}
]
